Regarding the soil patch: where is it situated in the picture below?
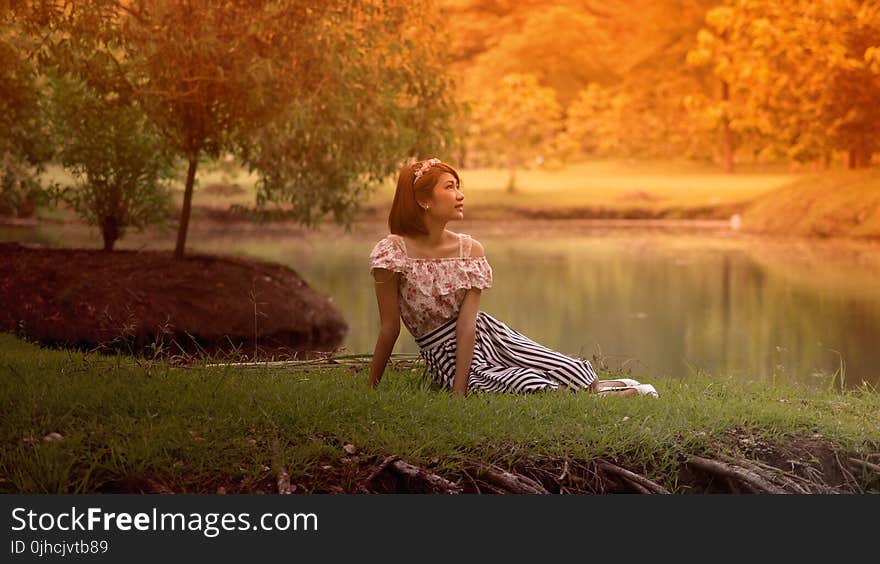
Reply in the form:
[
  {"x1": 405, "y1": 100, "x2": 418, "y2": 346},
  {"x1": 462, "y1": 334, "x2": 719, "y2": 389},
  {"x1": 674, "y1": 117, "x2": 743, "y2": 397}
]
[{"x1": 0, "y1": 242, "x2": 348, "y2": 358}]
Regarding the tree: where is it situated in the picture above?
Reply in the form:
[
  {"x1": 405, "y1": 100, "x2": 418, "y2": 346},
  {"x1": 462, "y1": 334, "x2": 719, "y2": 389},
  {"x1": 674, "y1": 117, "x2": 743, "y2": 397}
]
[
  {"x1": 460, "y1": 4, "x2": 616, "y2": 106},
  {"x1": 48, "y1": 75, "x2": 174, "y2": 251},
  {"x1": 469, "y1": 73, "x2": 562, "y2": 192},
  {"x1": 239, "y1": 1, "x2": 456, "y2": 225},
  {"x1": 687, "y1": 0, "x2": 880, "y2": 169},
  {"x1": 27, "y1": 0, "x2": 455, "y2": 257},
  {"x1": 565, "y1": 83, "x2": 627, "y2": 157},
  {"x1": 443, "y1": 0, "x2": 721, "y2": 164},
  {"x1": 0, "y1": 12, "x2": 53, "y2": 217}
]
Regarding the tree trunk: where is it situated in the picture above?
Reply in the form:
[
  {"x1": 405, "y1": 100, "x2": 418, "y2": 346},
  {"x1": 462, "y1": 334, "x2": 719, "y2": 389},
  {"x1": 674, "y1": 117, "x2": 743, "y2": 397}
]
[
  {"x1": 174, "y1": 155, "x2": 199, "y2": 259},
  {"x1": 719, "y1": 80, "x2": 734, "y2": 174},
  {"x1": 101, "y1": 215, "x2": 118, "y2": 251},
  {"x1": 847, "y1": 146, "x2": 871, "y2": 169},
  {"x1": 457, "y1": 144, "x2": 468, "y2": 169},
  {"x1": 506, "y1": 167, "x2": 517, "y2": 194}
]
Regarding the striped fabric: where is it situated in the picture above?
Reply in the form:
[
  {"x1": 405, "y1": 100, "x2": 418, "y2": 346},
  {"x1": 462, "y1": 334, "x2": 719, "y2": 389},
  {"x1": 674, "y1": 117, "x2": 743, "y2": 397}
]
[{"x1": 415, "y1": 311, "x2": 598, "y2": 393}]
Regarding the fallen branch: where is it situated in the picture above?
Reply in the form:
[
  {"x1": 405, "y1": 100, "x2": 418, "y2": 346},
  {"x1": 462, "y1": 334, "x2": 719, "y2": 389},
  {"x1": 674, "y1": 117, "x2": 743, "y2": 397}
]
[
  {"x1": 475, "y1": 464, "x2": 549, "y2": 494},
  {"x1": 687, "y1": 455, "x2": 788, "y2": 494},
  {"x1": 202, "y1": 353, "x2": 421, "y2": 369},
  {"x1": 597, "y1": 461, "x2": 670, "y2": 494}
]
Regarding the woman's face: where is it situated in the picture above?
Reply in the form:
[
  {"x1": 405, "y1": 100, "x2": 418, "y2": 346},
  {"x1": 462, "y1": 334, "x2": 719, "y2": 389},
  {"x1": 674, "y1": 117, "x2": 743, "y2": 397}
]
[{"x1": 424, "y1": 172, "x2": 464, "y2": 220}]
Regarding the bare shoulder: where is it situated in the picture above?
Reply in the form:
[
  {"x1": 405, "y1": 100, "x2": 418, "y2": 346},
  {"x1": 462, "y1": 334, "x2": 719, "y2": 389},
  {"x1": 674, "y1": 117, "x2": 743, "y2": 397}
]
[{"x1": 469, "y1": 237, "x2": 486, "y2": 258}]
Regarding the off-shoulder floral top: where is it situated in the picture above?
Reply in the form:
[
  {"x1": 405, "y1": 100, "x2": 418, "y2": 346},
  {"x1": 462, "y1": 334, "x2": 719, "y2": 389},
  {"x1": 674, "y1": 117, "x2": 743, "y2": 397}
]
[{"x1": 369, "y1": 233, "x2": 493, "y2": 339}]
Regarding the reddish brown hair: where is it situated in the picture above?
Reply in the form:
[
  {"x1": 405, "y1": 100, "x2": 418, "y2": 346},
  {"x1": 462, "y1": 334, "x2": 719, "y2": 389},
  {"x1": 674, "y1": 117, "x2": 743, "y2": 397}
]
[{"x1": 388, "y1": 159, "x2": 461, "y2": 236}]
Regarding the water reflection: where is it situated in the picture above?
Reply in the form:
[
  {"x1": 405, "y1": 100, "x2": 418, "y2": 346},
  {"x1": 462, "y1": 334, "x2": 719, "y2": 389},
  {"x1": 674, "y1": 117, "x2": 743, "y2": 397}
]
[
  {"x1": 296, "y1": 227, "x2": 880, "y2": 389},
  {"x1": 4, "y1": 221, "x2": 879, "y2": 387}
]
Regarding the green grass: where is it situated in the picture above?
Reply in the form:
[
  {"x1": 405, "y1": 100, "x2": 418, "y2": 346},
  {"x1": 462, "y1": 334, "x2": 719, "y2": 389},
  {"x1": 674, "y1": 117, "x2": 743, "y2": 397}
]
[{"x1": 1, "y1": 333, "x2": 878, "y2": 493}]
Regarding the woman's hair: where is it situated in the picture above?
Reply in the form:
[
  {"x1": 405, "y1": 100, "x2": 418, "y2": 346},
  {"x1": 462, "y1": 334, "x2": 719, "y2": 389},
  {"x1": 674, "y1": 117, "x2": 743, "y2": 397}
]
[{"x1": 388, "y1": 159, "x2": 460, "y2": 236}]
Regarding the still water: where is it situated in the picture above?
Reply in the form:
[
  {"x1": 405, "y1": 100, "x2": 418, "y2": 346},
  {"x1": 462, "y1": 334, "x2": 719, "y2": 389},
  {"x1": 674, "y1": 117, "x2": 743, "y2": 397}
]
[{"x1": 5, "y1": 220, "x2": 880, "y2": 387}]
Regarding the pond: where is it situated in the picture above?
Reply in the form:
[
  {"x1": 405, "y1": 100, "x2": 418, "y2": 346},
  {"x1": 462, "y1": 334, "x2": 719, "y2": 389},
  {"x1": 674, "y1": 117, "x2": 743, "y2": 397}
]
[{"x1": 4, "y1": 219, "x2": 879, "y2": 388}]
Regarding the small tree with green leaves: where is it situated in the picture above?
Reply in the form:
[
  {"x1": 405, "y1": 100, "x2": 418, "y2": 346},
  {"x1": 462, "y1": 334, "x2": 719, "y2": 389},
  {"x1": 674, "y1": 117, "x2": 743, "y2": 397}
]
[
  {"x1": 469, "y1": 73, "x2": 562, "y2": 193},
  {"x1": 49, "y1": 76, "x2": 174, "y2": 250},
  {"x1": 687, "y1": 0, "x2": 880, "y2": 170},
  {"x1": 0, "y1": 18, "x2": 53, "y2": 217},
  {"x1": 28, "y1": 0, "x2": 455, "y2": 257}
]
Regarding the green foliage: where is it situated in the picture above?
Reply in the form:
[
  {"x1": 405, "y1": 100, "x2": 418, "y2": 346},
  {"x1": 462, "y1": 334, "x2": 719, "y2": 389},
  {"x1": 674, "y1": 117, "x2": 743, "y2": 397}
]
[
  {"x1": 687, "y1": 0, "x2": 880, "y2": 166},
  {"x1": 565, "y1": 83, "x2": 626, "y2": 157},
  {"x1": 239, "y1": 1, "x2": 457, "y2": 228},
  {"x1": 468, "y1": 73, "x2": 562, "y2": 190},
  {"x1": 446, "y1": 0, "x2": 720, "y2": 163},
  {"x1": 0, "y1": 16, "x2": 53, "y2": 217},
  {"x1": 461, "y1": 4, "x2": 615, "y2": 106},
  {"x1": 47, "y1": 75, "x2": 174, "y2": 250},
  {"x1": 25, "y1": 0, "x2": 458, "y2": 252}
]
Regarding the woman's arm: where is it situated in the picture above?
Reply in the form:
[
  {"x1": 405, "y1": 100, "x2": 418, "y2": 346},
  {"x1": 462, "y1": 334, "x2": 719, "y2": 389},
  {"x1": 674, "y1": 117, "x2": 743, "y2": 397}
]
[
  {"x1": 453, "y1": 239, "x2": 487, "y2": 397},
  {"x1": 368, "y1": 268, "x2": 401, "y2": 388},
  {"x1": 453, "y1": 287, "x2": 481, "y2": 396}
]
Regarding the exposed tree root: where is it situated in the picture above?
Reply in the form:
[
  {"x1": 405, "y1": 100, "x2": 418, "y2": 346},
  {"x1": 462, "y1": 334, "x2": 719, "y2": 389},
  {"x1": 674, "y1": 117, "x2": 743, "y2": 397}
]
[
  {"x1": 848, "y1": 457, "x2": 880, "y2": 476},
  {"x1": 596, "y1": 461, "x2": 670, "y2": 494},
  {"x1": 716, "y1": 455, "x2": 813, "y2": 494},
  {"x1": 687, "y1": 455, "x2": 789, "y2": 494},
  {"x1": 471, "y1": 463, "x2": 550, "y2": 494},
  {"x1": 369, "y1": 457, "x2": 463, "y2": 494},
  {"x1": 280, "y1": 431, "x2": 880, "y2": 495},
  {"x1": 833, "y1": 451, "x2": 864, "y2": 492},
  {"x1": 359, "y1": 455, "x2": 401, "y2": 493}
]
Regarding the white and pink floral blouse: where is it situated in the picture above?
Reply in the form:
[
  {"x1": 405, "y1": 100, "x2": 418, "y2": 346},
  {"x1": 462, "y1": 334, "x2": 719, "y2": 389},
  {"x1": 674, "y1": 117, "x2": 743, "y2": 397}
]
[{"x1": 369, "y1": 233, "x2": 493, "y2": 339}]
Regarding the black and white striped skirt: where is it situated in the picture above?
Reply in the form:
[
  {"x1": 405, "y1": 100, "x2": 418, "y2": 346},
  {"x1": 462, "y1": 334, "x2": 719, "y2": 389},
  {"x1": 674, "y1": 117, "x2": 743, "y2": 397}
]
[{"x1": 415, "y1": 311, "x2": 598, "y2": 393}]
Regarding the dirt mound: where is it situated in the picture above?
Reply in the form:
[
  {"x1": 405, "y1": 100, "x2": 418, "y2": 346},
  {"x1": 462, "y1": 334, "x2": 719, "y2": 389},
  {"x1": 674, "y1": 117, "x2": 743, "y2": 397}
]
[
  {"x1": 0, "y1": 243, "x2": 348, "y2": 358},
  {"x1": 741, "y1": 168, "x2": 880, "y2": 239}
]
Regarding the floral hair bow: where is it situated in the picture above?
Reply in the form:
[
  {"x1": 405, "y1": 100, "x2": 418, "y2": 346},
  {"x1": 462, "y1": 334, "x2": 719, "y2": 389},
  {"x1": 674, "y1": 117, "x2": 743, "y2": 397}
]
[{"x1": 413, "y1": 158, "x2": 441, "y2": 184}]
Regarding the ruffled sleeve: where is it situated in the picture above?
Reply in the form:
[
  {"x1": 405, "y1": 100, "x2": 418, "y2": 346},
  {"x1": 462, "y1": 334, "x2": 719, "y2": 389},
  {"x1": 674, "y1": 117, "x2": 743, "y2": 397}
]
[
  {"x1": 409, "y1": 256, "x2": 493, "y2": 296},
  {"x1": 461, "y1": 257, "x2": 493, "y2": 290},
  {"x1": 369, "y1": 236, "x2": 407, "y2": 273}
]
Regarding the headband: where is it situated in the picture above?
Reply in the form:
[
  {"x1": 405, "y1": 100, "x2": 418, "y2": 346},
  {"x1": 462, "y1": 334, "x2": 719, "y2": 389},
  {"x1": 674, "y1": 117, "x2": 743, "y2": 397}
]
[{"x1": 412, "y1": 158, "x2": 441, "y2": 184}]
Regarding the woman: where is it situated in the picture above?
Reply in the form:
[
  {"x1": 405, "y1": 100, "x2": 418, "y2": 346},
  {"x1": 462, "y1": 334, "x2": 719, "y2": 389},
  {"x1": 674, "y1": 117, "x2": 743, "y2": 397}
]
[{"x1": 368, "y1": 158, "x2": 658, "y2": 398}]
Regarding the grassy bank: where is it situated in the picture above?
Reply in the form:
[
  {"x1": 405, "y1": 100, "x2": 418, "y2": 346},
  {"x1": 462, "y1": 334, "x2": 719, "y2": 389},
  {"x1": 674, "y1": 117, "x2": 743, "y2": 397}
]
[
  {"x1": 742, "y1": 168, "x2": 880, "y2": 239},
  {"x1": 364, "y1": 160, "x2": 794, "y2": 220},
  {"x1": 1, "y1": 334, "x2": 878, "y2": 494},
  {"x1": 31, "y1": 159, "x2": 796, "y2": 225}
]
